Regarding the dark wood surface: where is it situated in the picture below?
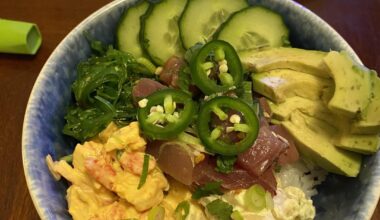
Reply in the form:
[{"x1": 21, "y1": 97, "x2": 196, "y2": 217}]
[{"x1": 0, "y1": 0, "x2": 379, "y2": 219}]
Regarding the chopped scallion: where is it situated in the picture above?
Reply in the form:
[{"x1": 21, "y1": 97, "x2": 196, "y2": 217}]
[
  {"x1": 175, "y1": 201, "x2": 190, "y2": 220},
  {"x1": 244, "y1": 184, "x2": 267, "y2": 212},
  {"x1": 60, "y1": 154, "x2": 73, "y2": 163},
  {"x1": 137, "y1": 154, "x2": 150, "y2": 189},
  {"x1": 137, "y1": 57, "x2": 156, "y2": 74}
]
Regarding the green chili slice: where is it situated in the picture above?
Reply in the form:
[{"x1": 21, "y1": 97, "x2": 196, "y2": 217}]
[
  {"x1": 190, "y1": 40, "x2": 243, "y2": 95},
  {"x1": 137, "y1": 89, "x2": 197, "y2": 140},
  {"x1": 197, "y1": 96, "x2": 259, "y2": 156}
]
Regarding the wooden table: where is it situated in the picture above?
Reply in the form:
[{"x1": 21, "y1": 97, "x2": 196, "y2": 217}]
[{"x1": 0, "y1": 0, "x2": 378, "y2": 219}]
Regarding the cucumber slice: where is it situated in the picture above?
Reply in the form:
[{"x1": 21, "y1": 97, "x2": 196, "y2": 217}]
[
  {"x1": 179, "y1": 0, "x2": 248, "y2": 49},
  {"x1": 140, "y1": 0, "x2": 187, "y2": 65},
  {"x1": 216, "y1": 6, "x2": 289, "y2": 51},
  {"x1": 116, "y1": 1, "x2": 149, "y2": 58}
]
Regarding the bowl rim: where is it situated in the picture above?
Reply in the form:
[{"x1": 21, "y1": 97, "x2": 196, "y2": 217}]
[
  {"x1": 21, "y1": 0, "x2": 380, "y2": 219},
  {"x1": 21, "y1": 0, "x2": 126, "y2": 218}
]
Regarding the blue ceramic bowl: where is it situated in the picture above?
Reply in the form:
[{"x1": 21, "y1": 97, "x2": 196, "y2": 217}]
[{"x1": 22, "y1": 0, "x2": 380, "y2": 219}]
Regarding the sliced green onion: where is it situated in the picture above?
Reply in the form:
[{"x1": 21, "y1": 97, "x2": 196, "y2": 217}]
[
  {"x1": 219, "y1": 72, "x2": 234, "y2": 86},
  {"x1": 265, "y1": 191, "x2": 274, "y2": 210},
  {"x1": 244, "y1": 184, "x2": 267, "y2": 212},
  {"x1": 234, "y1": 123, "x2": 251, "y2": 133},
  {"x1": 231, "y1": 210, "x2": 244, "y2": 220},
  {"x1": 174, "y1": 201, "x2": 190, "y2": 220},
  {"x1": 60, "y1": 154, "x2": 73, "y2": 163},
  {"x1": 177, "y1": 132, "x2": 206, "y2": 152},
  {"x1": 210, "y1": 127, "x2": 222, "y2": 140},
  {"x1": 178, "y1": 132, "x2": 202, "y2": 145},
  {"x1": 212, "y1": 106, "x2": 228, "y2": 121},
  {"x1": 137, "y1": 57, "x2": 156, "y2": 74},
  {"x1": 147, "y1": 206, "x2": 165, "y2": 220},
  {"x1": 138, "y1": 154, "x2": 150, "y2": 189},
  {"x1": 214, "y1": 48, "x2": 225, "y2": 61},
  {"x1": 116, "y1": 150, "x2": 123, "y2": 160}
]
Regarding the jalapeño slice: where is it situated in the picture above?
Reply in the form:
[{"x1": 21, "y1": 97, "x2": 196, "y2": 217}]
[
  {"x1": 190, "y1": 40, "x2": 243, "y2": 95},
  {"x1": 197, "y1": 96, "x2": 259, "y2": 155},
  {"x1": 138, "y1": 89, "x2": 197, "y2": 140}
]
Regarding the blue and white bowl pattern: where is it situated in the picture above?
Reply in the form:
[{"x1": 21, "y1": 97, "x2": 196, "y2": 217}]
[{"x1": 22, "y1": 0, "x2": 380, "y2": 219}]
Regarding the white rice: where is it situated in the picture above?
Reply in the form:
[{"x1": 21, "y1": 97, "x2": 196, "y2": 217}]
[{"x1": 275, "y1": 160, "x2": 328, "y2": 198}]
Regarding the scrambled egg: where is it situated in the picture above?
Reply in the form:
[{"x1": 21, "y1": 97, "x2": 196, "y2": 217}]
[
  {"x1": 72, "y1": 141, "x2": 103, "y2": 173},
  {"x1": 47, "y1": 122, "x2": 169, "y2": 220},
  {"x1": 46, "y1": 121, "x2": 316, "y2": 220},
  {"x1": 114, "y1": 169, "x2": 168, "y2": 211},
  {"x1": 160, "y1": 178, "x2": 207, "y2": 220},
  {"x1": 104, "y1": 121, "x2": 147, "y2": 152}
]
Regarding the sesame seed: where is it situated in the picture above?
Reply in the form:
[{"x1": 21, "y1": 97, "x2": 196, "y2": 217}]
[
  {"x1": 219, "y1": 63, "x2": 228, "y2": 73},
  {"x1": 229, "y1": 114, "x2": 241, "y2": 124},
  {"x1": 156, "y1": 105, "x2": 164, "y2": 113},
  {"x1": 218, "y1": 59, "x2": 228, "y2": 65},
  {"x1": 138, "y1": 98, "x2": 148, "y2": 108}
]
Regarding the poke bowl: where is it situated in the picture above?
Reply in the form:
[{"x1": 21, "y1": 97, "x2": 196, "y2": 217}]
[{"x1": 22, "y1": 0, "x2": 380, "y2": 219}]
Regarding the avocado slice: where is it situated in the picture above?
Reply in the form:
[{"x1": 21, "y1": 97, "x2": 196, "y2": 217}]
[
  {"x1": 268, "y1": 96, "x2": 331, "y2": 121},
  {"x1": 334, "y1": 132, "x2": 380, "y2": 155},
  {"x1": 323, "y1": 51, "x2": 372, "y2": 118},
  {"x1": 251, "y1": 69, "x2": 333, "y2": 103},
  {"x1": 321, "y1": 86, "x2": 334, "y2": 104},
  {"x1": 269, "y1": 95, "x2": 379, "y2": 155},
  {"x1": 351, "y1": 71, "x2": 380, "y2": 134},
  {"x1": 239, "y1": 47, "x2": 330, "y2": 78},
  {"x1": 282, "y1": 111, "x2": 362, "y2": 177},
  {"x1": 268, "y1": 95, "x2": 351, "y2": 131}
]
